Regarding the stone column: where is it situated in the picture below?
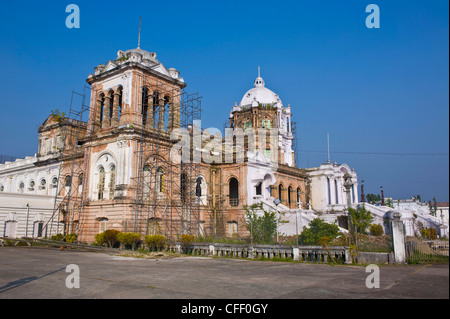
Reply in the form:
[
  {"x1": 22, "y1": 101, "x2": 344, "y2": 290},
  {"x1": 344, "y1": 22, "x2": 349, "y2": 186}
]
[
  {"x1": 390, "y1": 212, "x2": 406, "y2": 263},
  {"x1": 145, "y1": 94, "x2": 154, "y2": 129},
  {"x1": 102, "y1": 96, "x2": 111, "y2": 129},
  {"x1": 95, "y1": 97, "x2": 103, "y2": 131},
  {"x1": 157, "y1": 98, "x2": 165, "y2": 131},
  {"x1": 167, "y1": 103, "x2": 174, "y2": 132},
  {"x1": 208, "y1": 244, "x2": 215, "y2": 257},
  {"x1": 111, "y1": 92, "x2": 120, "y2": 127},
  {"x1": 292, "y1": 247, "x2": 300, "y2": 261},
  {"x1": 173, "y1": 103, "x2": 181, "y2": 130}
]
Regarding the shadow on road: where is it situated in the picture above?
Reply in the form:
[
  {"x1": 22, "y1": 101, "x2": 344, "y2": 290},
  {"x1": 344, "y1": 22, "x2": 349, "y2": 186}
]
[{"x1": 0, "y1": 267, "x2": 65, "y2": 294}]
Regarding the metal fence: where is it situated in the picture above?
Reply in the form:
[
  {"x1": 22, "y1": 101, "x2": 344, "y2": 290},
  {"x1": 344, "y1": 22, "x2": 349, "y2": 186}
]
[{"x1": 405, "y1": 237, "x2": 449, "y2": 264}]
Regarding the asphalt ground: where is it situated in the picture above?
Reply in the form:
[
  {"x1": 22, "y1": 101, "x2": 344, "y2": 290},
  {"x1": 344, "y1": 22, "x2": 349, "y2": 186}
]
[{"x1": 0, "y1": 246, "x2": 448, "y2": 314}]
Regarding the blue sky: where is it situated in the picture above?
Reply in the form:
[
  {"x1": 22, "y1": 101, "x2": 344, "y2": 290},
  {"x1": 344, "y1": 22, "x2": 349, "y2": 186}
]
[{"x1": 0, "y1": 0, "x2": 448, "y2": 202}]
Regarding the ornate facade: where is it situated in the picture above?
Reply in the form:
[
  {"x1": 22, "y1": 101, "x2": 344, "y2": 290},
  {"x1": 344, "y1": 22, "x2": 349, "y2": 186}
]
[{"x1": 1, "y1": 46, "x2": 362, "y2": 242}]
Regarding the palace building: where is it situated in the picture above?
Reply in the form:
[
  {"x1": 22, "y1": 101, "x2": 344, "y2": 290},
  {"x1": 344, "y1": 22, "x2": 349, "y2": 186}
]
[{"x1": 0, "y1": 46, "x2": 360, "y2": 242}]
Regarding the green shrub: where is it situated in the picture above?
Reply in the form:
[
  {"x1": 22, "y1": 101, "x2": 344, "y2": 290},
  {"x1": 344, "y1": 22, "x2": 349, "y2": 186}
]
[
  {"x1": 51, "y1": 233, "x2": 64, "y2": 241},
  {"x1": 180, "y1": 234, "x2": 195, "y2": 252},
  {"x1": 65, "y1": 233, "x2": 77, "y2": 243},
  {"x1": 94, "y1": 232, "x2": 105, "y2": 246},
  {"x1": 318, "y1": 236, "x2": 331, "y2": 247},
  {"x1": 117, "y1": 232, "x2": 142, "y2": 250},
  {"x1": 421, "y1": 227, "x2": 437, "y2": 240},
  {"x1": 144, "y1": 234, "x2": 166, "y2": 251},
  {"x1": 244, "y1": 203, "x2": 279, "y2": 244},
  {"x1": 298, "y1": 218, "x2": 340, "y2": 245},
  {"x1": 369, "y1": 224, "x2": 384, "y2": 236},
  {"x1": 95, "y1": 229, "x2": 121, "y2": 247}
]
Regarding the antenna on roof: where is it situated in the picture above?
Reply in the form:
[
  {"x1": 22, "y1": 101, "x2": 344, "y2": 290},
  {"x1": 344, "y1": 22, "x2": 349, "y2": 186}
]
[
  {"x1": 138, "y1": 16, "x2": 142, "y2": 49},
  {"x1": 327, "y1": 133, "x2": 331, "y2": 163},
  {"x1": 258, "y1": 66, "x2": 261, "y2": 77}
]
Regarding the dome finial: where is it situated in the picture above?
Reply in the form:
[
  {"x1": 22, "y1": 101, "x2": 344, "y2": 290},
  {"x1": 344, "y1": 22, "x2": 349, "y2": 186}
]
[{"x1": 254, "y1": 66, "x2": 265, "y2": 88}]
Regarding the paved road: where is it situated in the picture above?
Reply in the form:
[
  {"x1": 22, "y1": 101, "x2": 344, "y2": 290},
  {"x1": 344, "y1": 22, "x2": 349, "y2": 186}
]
[{"x1": 0, "y1": 247, "x2": 448, "y2": 300}]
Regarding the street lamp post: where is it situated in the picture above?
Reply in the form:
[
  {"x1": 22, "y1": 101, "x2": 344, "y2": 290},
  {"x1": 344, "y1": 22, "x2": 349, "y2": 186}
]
[
  {"x1": 274, "y1": 198, "x2": 281, "y2": 243},
  {"x1": 25, "y1": 203, "x2": 30, "y2": 238}
]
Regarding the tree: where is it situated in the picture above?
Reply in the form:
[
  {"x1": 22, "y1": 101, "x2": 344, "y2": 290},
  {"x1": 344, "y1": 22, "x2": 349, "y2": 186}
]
[
  {"x1": 429, "y1": 197, "x2": 438, "y2": 217},
  {"x1": 347, "y1": 205, "x2": 374, "y2": 250},
  {"x1": 385, "y1": 198, "x2": 393, "y2": 208},
  {"x1": 348, "y1": 205, "x2": 374, "y2": 235},
  {"x1": 366, "y1": 193, "x2": 380, "y2": 204},
  {"x1": 244, "y1": 203, "x2": 279, "y2": 244},
  {"x1": 298, "y1": 218, "x2": 340, "y2": 245}
]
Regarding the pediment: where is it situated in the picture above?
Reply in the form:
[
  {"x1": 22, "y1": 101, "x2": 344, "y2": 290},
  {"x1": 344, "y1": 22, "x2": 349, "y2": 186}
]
[
  {"x1": 104, "y1": 61, "x2": 118, "y2": 72},
  {"x1": 39, "y1": 114, "x2": 60, "y2": 131}
]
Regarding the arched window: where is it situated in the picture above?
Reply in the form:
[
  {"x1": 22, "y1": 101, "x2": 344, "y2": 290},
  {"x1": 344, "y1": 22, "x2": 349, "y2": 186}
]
[
  {"x1": 261, "y1": 118, "x2": 271, "y2": 129},
  {"x1": 297, "y1": 187, "x2": 301, "y2": 204},
  {"x1": 278, "y1": 184, "x2": 284, "y2": 203},
  {"x1": 117, "y1": 86, "x2": 123, "y2": 121},
  {"x1": 19, "y1": 182, "x2": 25, "y2": 193},
  {"x1": 143, "y1": 165, "x2": 151, "y2": 197},
  {"x1": 195, "y1": 177, "x2": 202, "y2": 197},
  {"x1": 77, "y1": 174, "x2": 83, "y2": 195},
  {"x1": 40, "y1": 179, "x2": 47, "y2": 190},
  {"x1": 147, "y1": 217, "x2": 160, "y2": 236},
  {"x1": 152, "y1": 90, "x2": 160, "y2": 128},
  {"x1": 180, "y1": 173, "x2": 187, "y2": 204},
  {"x1": 156, "y1": 167, "x2": 164, "y2": 193},
  {"x1": 0, "y1": 185, "x2": 4, "y2": 192},
  {"x1": 288, "y1": 186, "x2": 293, "y2": 206},
  {"x1": 142, "y1": 87, "x2": 149, "y2": 127},
  {"x1": 243, "y1": 119, "x2": 252, "y2": 130},
  {"x1": 65, "y1": 176, "x2": 72, "y2": 188},
  {"x1": 92, "y1": 153, "x2": 117, "y2": 201},
  {"x1": 98, "y1": 93, "x2": 105, "y2": 127},
  {"x1": 108, "y1": 91, "x2": 114, "y2": 124},
  {"x1": 109, "y1": 165, "x2": 116, "y2": 199},
  {"x1": 164, "y1": 95, "x2": 171, "y2": 129},
  {"x1": 52, "y1": 177, "x2": 58, "y2": 189},
  {"x1": 29, "y1": 181, "x2": 35, "y2": 192},
  {"x1": 98, "y1": 166, "x2": 105, "y2": 200},
  {"x1": 229, "y1": 177, "x2": 239, "y2": 207},
  {"x1": 195, "y1": 176, "x2": 207, "y2": 205},
  {"x1": 99, "y1": 217, "x2": 108, "y2": 232}
]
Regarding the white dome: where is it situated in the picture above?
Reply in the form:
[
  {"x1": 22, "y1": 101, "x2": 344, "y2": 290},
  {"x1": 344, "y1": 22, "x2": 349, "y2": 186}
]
[{"x1": 239, "y1": 75, "x2": 281, "y2": 107}]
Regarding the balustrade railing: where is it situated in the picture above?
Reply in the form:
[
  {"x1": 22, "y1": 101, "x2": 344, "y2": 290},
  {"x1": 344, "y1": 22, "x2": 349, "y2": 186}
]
[{"x1": 167, "y1": 242, "x2": 350, "y2": 264}]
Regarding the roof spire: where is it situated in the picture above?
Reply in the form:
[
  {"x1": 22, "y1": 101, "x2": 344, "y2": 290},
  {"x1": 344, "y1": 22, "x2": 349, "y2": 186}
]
[
  {"x1": 138, "y1": 16, "x2": 142, "y2": 49},
  {"x1": 254, "y1": 66, "x2": 265, "y2": 87}
]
